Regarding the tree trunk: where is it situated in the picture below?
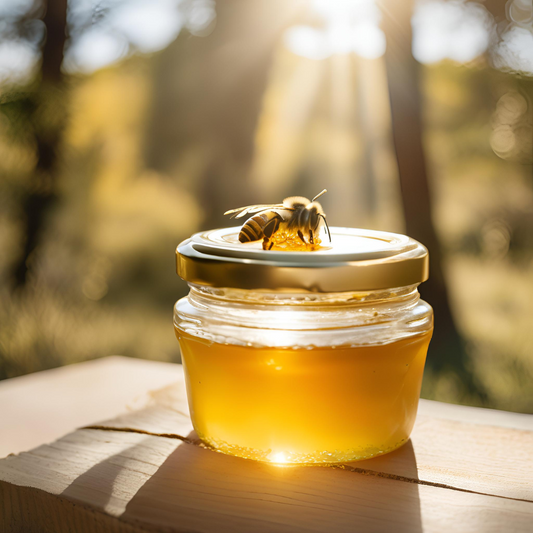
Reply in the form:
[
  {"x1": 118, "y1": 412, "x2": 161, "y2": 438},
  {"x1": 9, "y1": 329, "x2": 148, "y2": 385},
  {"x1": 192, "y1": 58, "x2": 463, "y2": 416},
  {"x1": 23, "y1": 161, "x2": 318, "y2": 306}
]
[
  {"x1": 380, "y1": 0, "x2": 482, "y2": 398},
  {"x1": 12, "y1": 0, "x2": 68, "y2": 288}
]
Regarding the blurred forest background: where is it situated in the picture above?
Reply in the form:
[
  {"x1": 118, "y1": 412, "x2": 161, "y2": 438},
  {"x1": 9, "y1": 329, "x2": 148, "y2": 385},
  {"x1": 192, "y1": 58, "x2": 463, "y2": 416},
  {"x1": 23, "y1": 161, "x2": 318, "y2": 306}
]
[{"x1": 1, "y1": 0, "x2": 532, "y2": 412}]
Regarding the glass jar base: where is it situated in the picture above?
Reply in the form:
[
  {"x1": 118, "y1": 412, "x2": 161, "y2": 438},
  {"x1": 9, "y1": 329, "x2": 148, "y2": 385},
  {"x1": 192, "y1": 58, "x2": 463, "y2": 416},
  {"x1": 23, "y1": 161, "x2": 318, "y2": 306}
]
[{"x1": 198, "y1": 432, "x2": 409, "y2": 465}]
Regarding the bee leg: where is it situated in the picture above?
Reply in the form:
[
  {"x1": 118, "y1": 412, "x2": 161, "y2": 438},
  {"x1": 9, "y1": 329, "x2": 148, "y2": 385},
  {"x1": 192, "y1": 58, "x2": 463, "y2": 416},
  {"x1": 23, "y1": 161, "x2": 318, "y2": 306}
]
[
  {"x1": 268, "y1": 241, "x2": 274, "y2": 250},
  {"x1": 262, "y1": 237, "x2": 269, "y2": 250},
  {"x1": 309, "y1": 230, "x2": 314, "y2": 244},
  {"x1": 297, "y1": 230, "x2": 305, "y2": 243}
]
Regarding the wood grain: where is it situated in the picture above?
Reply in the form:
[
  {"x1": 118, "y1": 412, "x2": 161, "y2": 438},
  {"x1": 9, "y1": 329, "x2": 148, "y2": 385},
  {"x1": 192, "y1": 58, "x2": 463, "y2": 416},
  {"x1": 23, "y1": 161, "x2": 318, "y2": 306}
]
[
  {"x1": 2, "y1": 429, "x2": 533, "y2": 533},
  {"x1": 417, "y1": 398, "x2": 533, "y2": 431},
  {"x1": 1, "y1": 357, "x2": 533, "y2": 533},
  {"x1": 83, "y1": 379, "x2": 533, "y2": 502},
  {"x1": 2, "y1": 356, "x2": 531, "y2": 456},
  {"x1": 354, "y1": 416, "x2": 533, "y2": 501},
  {"x1": 0, "y1": 356, "x2": 182, "y2": 458}
]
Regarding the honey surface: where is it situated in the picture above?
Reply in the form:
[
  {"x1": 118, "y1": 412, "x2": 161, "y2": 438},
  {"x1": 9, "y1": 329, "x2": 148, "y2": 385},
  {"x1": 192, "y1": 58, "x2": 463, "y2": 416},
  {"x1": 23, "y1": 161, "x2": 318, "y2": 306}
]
[{"x1": 176, "y1": 329, "x2": 432, "y2": 464}]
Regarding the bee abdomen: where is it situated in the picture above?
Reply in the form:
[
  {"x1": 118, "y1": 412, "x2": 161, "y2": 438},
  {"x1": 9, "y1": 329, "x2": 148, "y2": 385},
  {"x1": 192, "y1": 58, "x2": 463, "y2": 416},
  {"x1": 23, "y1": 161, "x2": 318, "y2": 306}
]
[
  {"x1": 238, "y1": 224, "x2": 257, "y2": 242},
  {"x1": 239, "y1": 213, "x2": 268, "y2": 242}
]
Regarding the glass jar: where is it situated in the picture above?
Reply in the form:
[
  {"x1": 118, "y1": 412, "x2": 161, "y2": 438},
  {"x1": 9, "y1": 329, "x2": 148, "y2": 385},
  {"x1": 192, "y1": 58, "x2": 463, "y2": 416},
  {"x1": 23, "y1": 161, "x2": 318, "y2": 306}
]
[{"x1": 174, "y1": 227, "x2": 433, "y2": 464}]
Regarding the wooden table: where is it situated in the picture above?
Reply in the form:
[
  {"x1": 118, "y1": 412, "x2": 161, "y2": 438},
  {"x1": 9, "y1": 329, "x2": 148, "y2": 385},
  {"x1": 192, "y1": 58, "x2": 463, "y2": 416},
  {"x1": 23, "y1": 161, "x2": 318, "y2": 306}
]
[{"x1": 1, "y1": 356, "x2": 532, "y2": 532}]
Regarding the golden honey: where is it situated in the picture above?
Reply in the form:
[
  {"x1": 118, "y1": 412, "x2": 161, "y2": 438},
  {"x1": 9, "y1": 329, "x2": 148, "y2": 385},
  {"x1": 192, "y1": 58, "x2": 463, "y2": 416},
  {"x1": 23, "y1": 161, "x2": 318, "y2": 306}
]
[
  {"x1": 176, "y1": 328, "x2": 432, "y2": 464},
  {"x1": 268, "y1": 231, "x2": 323, "y2": 251}
]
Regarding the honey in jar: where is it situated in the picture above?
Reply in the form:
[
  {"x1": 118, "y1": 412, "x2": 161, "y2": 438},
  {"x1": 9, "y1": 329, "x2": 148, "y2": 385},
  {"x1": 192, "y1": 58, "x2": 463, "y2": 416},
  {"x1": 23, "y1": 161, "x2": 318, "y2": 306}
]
[{"x1": 174, "y1": 227, "x2": 433, "y2": 464}]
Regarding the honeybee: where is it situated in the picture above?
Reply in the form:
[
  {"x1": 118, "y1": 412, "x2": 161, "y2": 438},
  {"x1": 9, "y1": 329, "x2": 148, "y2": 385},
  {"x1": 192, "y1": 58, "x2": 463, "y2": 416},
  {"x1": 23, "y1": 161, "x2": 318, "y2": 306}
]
[{"x1": 224, "y1": 189, "x2": 331, "y2": 250}]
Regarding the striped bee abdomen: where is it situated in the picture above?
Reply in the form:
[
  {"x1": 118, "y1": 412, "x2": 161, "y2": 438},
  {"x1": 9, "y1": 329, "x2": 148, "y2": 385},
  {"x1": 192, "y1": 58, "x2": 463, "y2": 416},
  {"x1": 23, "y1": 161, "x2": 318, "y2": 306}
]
[{"x1": 239, "y1": 211, "x2": 281, "y2": 243}]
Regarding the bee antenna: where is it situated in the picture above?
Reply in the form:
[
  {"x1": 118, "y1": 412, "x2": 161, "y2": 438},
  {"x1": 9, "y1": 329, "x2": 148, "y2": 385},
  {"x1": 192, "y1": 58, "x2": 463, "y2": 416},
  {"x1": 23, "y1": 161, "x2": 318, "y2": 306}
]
[
  {"x1": 312, "y1": 189, "x2": 327, "y2": 202},
  {"x1": 320, "y1": 214, "x2": 331, "y2": 242}
]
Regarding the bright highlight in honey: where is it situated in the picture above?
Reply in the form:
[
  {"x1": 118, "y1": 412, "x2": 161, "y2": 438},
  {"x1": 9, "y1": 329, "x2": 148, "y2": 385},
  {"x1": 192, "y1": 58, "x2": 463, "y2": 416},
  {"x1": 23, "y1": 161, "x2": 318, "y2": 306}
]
[{"x1": 269, "y1": 452, "x2": 288, "y2": 464}]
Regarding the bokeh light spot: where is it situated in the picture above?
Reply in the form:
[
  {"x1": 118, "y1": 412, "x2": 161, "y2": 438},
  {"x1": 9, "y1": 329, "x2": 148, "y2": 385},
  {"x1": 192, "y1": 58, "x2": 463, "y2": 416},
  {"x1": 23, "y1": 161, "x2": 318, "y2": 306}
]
[
  {"x1": 412, "y1": 0, "x2": 494, "y2": 65},
  {"x1": 284, "y1": 0, "x2": 385, "y2": 60},
  {"x1": 0, "y1": 40, "x2": 38, "y2": 84},
  {"x1": 492, "y1": 26, "x2": 533, "y2": 76}
]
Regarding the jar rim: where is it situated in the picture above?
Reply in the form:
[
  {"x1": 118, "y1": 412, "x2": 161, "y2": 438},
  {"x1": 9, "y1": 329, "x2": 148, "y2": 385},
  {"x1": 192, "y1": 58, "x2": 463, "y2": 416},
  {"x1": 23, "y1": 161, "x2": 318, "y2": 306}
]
[{"x1": 176, "y1": 226, "x2": 429, "y2": 292}]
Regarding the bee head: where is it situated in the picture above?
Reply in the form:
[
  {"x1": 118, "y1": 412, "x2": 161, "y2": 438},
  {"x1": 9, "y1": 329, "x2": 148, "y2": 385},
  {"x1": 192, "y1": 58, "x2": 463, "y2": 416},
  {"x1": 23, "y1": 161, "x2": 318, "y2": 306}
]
[
  {"x1": 307, "y1": 201, "x2": 331, "y2": 242},
  {"x1": 306, "y1": 202, "x2": 323, "y2": 230}
]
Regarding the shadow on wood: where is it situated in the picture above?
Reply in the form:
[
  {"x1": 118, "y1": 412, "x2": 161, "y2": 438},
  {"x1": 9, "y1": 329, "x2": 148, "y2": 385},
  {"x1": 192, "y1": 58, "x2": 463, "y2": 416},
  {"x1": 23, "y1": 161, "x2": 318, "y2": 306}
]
[{"x1": 58, "y1": 431, "x2": 422, "y2": 533}]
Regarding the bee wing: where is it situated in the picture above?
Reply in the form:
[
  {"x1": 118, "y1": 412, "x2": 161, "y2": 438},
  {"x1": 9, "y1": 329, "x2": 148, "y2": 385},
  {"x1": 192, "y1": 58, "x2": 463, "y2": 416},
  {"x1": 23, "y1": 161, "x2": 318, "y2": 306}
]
[
  {"x1": 224, "y1": 204, "x2": 286, "y2": 219},
  {"x1": 270, "y1": 208, "x2": 295, "y2": 218}
]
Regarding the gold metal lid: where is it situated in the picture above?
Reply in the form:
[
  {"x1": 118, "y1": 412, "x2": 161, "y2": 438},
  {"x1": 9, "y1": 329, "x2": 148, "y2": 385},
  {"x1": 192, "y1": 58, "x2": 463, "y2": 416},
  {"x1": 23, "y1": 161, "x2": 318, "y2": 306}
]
[{"x1": 176, "y1": 227, "x2": 429, "y2": 292}]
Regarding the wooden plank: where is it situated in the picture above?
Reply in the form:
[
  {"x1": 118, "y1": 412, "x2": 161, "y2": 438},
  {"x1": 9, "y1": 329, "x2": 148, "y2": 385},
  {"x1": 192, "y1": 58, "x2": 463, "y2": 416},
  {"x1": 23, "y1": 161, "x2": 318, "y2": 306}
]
[
  {"x1": 0, "y1": 356, "x2": 183, "y2": 458},
  {"x1": 2, "y1": 356, "x2": 531, "y2": 460},
  {"x1": 417, "y1": 399, "x2": 533, "y2": 431},
  {"x1": 2, "y1": 358, "x2": 533, "y2": 531},
  {"x1": 353, "y1": 417, "x2": 533, "y2": 501},
  {"x1": 1, "y1": 429, "x2": 532, "y2": 533},
  {"x1": 83, "y1": 381, "x2": 193, "y2": 438},
  {"x1": 2, "y1": 357, "x2": 533, "y2": 502},
  {"x1": 84, "y1": 380, "x2": 533, "y2": 502}
]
